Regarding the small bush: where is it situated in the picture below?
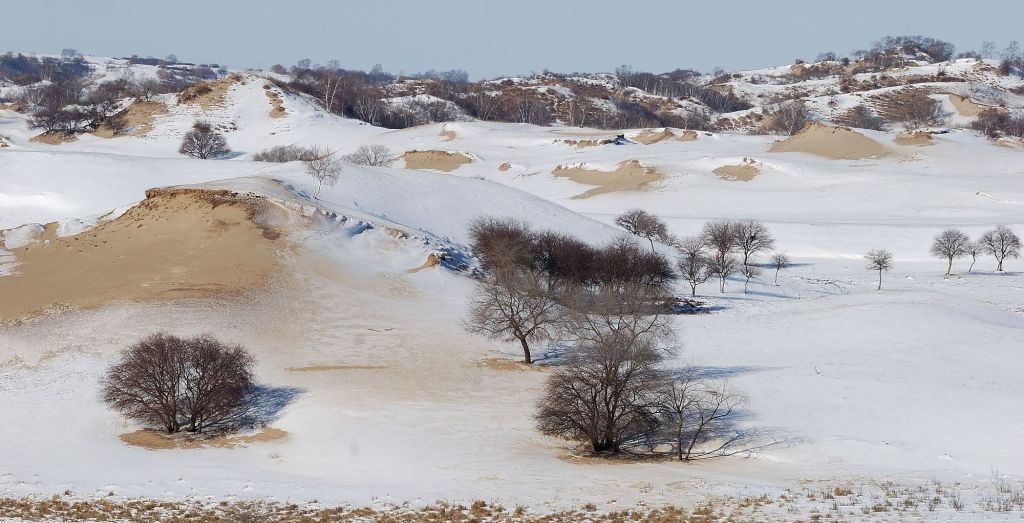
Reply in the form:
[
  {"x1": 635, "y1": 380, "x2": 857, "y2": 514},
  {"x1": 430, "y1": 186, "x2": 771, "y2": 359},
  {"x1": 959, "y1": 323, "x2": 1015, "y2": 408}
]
[
  {"x1": 179, "y1": 121, "x2": 230, "y2": 159},
  {"x1": 177, "y1": 82, "x2": 213, "y2": 103},
  {"x1": 252, "y1": 144, "x2": 319, "y2": 162}
]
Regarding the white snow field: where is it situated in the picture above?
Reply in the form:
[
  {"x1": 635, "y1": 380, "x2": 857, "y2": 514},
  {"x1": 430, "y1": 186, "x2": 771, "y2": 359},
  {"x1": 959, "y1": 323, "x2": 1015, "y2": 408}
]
[{"x1": 1, "y1": 70, "x2": 1024, "y2": 520}]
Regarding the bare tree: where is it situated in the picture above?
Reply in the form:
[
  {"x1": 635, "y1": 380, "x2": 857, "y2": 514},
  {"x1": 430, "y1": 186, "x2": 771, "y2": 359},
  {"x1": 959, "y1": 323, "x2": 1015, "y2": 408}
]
[
  {"x1": 701, "y1": 220, "x2": 738, "y2": 262},
  {"x1": 978, "y1": 225, "x2": 1021, "y2": 272},
  {"x1": 102, "y1": 333, "x2": 255, "y2": 434},
  {"x1": 734, "y1": 220, "x2": 775, "y2": 266},
  {"x1": 615, "y1": 209, "x2": 669, "y2": 251},
  {"x1": 675, "y1": 380, "x2": 747, "y2": 461},
  {"x1": 930, "y1": 228, "x2": 970, "y2": 276},
  {"x1": 740, "y1": 262, "x2": 761, "y2": 294},
  {"x1": 865, "y1": 249, "x2": 894, "y2": 290},
  {"x1": 178, "y1": 121, "x2": 230, "y2": 159},
  {"x1": 770, "y1": 252, "x2": 791, "y2": 284},
  {"x1": 658, "y1": 369, "x2": 701, "y2": 461},
  {"x1": 344, "y1": 144, "x2": 397, "y2": 167},
  {"x1": 464, "y1": 272, "x2": 560, "y2": 364},
  {"x1": 536, "y1": 286, "x2": 670, "y2": 453},
  {"x1": 676, "y1": 236, "x2": 712, "y2": 296},
  {"x1": 708, "y1": 254, "x2": 737, "y2": 293},
  {"x1": 468, "y1": 217, "x2": 534, "y2": 277},
  {"x1": 304, "y1": 146, "x2": 342, "y2": 199},
  {"x1": 766, "y1": 101, "x2": 811, "y2": 135},
  {"x1": 966, "y1": 240, "x2": 981, "y2": 273}
]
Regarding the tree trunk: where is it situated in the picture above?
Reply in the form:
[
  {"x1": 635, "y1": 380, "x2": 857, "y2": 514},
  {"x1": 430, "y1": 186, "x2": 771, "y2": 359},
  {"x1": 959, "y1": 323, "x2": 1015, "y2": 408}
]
[
  {"x1": 690, "y1": 283, "x2": 697, "y2": 297},
  {"x1": 969, "y1": 258, "x2": 976, "y2": 273},
  {"x1": 518, "y1": 336, "x2": 532, "y2": 364},
  {"x1": 877, "y1": 269, "x2": 882, "y2": 290},
  {"x1": 719, "y1": 276, "x2": 726, "y2": 293},
  {"x1": 997, "y1": 257, "x2": 1004, "y2": 272},
  {"x1": 648, "y1": 237, "x2": 655, "y2": 252},
  {"x1": 774, "y1": 267, "x2": 780, "y2": 284},
  {"x1": 946, "y1": 257, "x2": 952, "y2": 276}
]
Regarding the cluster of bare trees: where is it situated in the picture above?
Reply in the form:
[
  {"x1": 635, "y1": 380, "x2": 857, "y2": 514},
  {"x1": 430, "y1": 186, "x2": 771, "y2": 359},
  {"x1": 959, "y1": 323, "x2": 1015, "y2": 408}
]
[
  {"x1": 931, "y1": 226, "x2": 1020, "y2": 274},
  {"x1": 102, "y1": 333, "x2": 256, "y2": 435},
  {"x1": 343, "y1": 144, "x2": 397, "y2": 167},
  {"x1": 463, "y1": 217, "x2": 759, "y2": 459},
  {"x1": 179, "y1": 121, "x2": 230, "y2": 159},
  {"x1": 674, "y1": 218, "x2": 784, "y2": 295}
]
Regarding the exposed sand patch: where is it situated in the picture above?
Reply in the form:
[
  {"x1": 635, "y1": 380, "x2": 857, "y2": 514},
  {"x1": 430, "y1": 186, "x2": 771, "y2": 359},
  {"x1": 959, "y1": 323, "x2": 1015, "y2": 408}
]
[
  {"x1": 93, "y1": 101, "x2": 169, "y2": 137},
  {"x1": 406, "y1": 252, "x2": 441, "y2": 273},
  {"x1": 0, "y1": 188, "x2": 286, "y2": 323},
  {"x1": 949, "y1": 94, "x2": 985, "y2": 117},
  {"x1": 177, "y1": 74, "x2": 240, "y2": 110},
  {"x1": 263, "y1": 86, "x2": 287, "y2": 118},
  {"x1": 439, "y1": 127, "x2": 456, "y2": 141},
  {"x1": 476, "y1": 357, "x2": 546, "y2": 372},
  {"x1": 497, "y1": 162, "x2": 512, "y2": 172},
  {"x1": 287, "y1": 364, "x2": 387, "y2": 372},
  {"x1": 713, "y1": 158, "x2": 760, "y2": 182},
  {"x1": 632, "y1": 128, "x2": 676, "y2": 144},
  {"x1": 552, "y1": 160, "x2": 662, "y2": 199},
  {"x1": 769, "y1": 122, "x2": 886, "y2": 160},
  {"x1": 120, "y1": 427, "x2": 288, "y2": 450},
  {"x1": 556, "y1": 138, "x2": 611, "y2": 148},
  {"x1": 29, "y1": 132, "x2": 78, "y2": 145},
  {"x1": 894, "y1": 131, "x2": 934, "y2": 146},
  {"x1": 676, "y1": 130, "x2": 699, "y2": 141},
  {"x1": 402, "y1": 150, "x2": 472, "y2": 172}
]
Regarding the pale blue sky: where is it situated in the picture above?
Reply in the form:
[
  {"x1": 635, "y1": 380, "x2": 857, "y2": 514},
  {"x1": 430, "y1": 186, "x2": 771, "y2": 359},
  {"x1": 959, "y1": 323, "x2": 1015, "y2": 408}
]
[{"x1": 1, "y1": 0, "x2": 1021, "y2": 78}]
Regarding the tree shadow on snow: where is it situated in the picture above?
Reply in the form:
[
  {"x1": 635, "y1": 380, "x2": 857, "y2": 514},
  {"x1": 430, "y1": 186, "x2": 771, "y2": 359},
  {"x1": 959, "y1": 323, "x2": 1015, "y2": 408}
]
[{"x1": 238, "y1": 385, "x2": 305, "y2": 427}]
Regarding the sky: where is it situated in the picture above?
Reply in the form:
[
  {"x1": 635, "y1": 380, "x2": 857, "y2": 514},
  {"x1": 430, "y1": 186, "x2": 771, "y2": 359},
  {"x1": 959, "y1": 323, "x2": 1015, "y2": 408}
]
[{"x1": 2, "y1": 0, "x2": 1023, "y2": 79}]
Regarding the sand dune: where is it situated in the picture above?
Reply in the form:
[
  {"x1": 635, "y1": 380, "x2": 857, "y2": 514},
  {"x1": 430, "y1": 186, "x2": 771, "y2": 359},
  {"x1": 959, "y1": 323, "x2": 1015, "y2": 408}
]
[
  {"x1": 0, "y1": 188, "x2": 286, "y2": 323},
  {"x1": 552, "y1": 160, "x2": 662, "y2": 199},
  {"x1": 713, "y1": 158, "x2": 760, "y2": 181},
  {"x1": 402, "y1": 150, "x2": 472, "y2": 172},
  {"x1": 894, "y1": 131, "x2": 934, "y2": 146},
  {"x1": 949, "y1": 94, "x2": 985, "y2": 117},
  {"x1": 769, "y1": 122, "x2": 886, "y2": 160},
  {"x1": 632, "y1": 128, "x2": 676, "y2": 144},
  {"x1": 94, "y1": 101, "x2": 168, "y2": 137}
]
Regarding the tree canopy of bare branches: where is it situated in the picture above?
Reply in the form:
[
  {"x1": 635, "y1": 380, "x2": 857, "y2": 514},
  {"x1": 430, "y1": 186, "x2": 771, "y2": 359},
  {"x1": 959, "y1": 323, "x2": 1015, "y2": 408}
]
[
  {"x1": 770, "y1": 252, "x2": 791, "y2": 285},
  {"x1": 676, "y1": 236, "x2": 712, "y2": 296},
  {"x1": 865, "y1": 249, "x2": 893, "y2": 290},
  {"x1": 179, "y1": 121, "x2": 230, "y2": 159},
  {"x1": 734, "y1": 220, "x2": 775, "y2": 266},
  {"x1": 102, "y1": 333, "x2": 255, "y2": 434},
  {"x1": 978, "y1": 225, "x2": 1020, "y2": 272},
  {"x1": 464, "y1": 272, "x2": 560, "y2": 364},
  {"x1": 304, "y1": 146, "x2": 342, "y2": 199},
  {"x1": 930, "y1": 228, "x2": 970, "y2": 276},
  {"x1": 615, "y1": 209, "x2": 669, "y2": 251}
]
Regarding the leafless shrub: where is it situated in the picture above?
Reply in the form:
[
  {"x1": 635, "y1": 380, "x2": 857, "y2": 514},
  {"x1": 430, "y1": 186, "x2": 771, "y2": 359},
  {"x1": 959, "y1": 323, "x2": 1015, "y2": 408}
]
[
  {"x1": 303, "y1": 146, "x2": 342, "y2": 198},
  {"x1": 464, "y1": 272, "x2": 560, "y2": 364},
  {"x1": 834, "y1": 105, "x2": 885, "y2": 131},
  {"x1": 872, "y1": 89, "x2": 943, "y2": 129},
  {"x1": 930, "y1": 228, "x2": 970, "y2": 275},
  {"x1": 178, "y1": 121, "x2": 230, "y2": 159},
  {"x1": 865, "y1": 249, "x2": 894, "y2": 290},
  {"x1": 468, "y1": 217, "x2": 534, "y2": 277},
  {"x1": 101, "y1": 333, "x2": 255, "y2": 434},
  {"x1": 344, "y1": 144, "x2": 397, "y2": 167},
  {"x1": 252, "y1": 144, "x2": 319, "y2": 163},
  {"x1": 615, "y1": 209, "x2": 669, "y2": 251},
  {"x1": 970, "y1": 108, "x2": 1024, "y2": 138},
  {"x1": 761, "y1": 101, "x2": 812, "y2": 135},
  {"x1": 176, "y1": 82, "x2": 213, "y2": 103},
  {"x1": 978, "y1": 225, "x2": 1021, "y2": 272},
  {"x1": 658, "y1": 374, "x2": 748, "y2": 461}
]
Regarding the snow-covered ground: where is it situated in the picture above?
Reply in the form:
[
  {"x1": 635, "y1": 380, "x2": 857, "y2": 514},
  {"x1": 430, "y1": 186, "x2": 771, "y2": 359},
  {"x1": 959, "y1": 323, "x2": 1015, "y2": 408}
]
[{"x1": 1, "y1": 70, "x2": 1023, "y2": 520}]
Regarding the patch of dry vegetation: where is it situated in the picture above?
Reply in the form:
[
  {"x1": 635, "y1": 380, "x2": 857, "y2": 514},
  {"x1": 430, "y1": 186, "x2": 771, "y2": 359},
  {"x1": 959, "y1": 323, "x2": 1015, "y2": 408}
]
[
  {"x1": 93, "y1": 101, "x2": 168, "y2": 137},
  {"x1": 177, "y1": 74, "x2": 242, "y2": 110},
  {"x1": 263, "y1": 85, "x2": 287, "y2": 118}
]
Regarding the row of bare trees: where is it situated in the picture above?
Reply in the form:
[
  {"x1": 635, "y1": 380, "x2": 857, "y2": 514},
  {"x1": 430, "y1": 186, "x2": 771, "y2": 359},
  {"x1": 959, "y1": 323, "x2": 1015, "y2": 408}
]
[
  {"x1": 464, "y1": 217, "x2": 756, "y2": 459},
  {"x1": 931, "y1": 226, "x2": 1020, "y2": 274}
]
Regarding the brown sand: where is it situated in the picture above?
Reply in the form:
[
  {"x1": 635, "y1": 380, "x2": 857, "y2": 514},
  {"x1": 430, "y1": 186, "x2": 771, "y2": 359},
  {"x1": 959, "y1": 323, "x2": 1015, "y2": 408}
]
[
  {"x1": 93, "y1": 101, "x2": 168, "y2": 138},
  {"x1": 497, "y1": 162, "x2": 512, "y2": 172},
  {"x1": 552, "y1": 160, "x2": 663, "y2": 199},
  {"x1": 948, "y1": 95, "x2": 985, "y2": 117},
  {"x1": 30, "y1": 133, "x2": 78, "y2": 145},
  {"x1": 676, "y1": 130, "x2": 699, "y2": 141},
  {"x1": 894, "y1": 131, "x2": 934, "y2": 146},
  {"x1": 713, "y1": 158, "x2": 760, "y2": 182},
  {"x1": 178, "y1": 75, "x2": 240, "y2": 110},
  {"x1": 264, "y1": 87, "x2": 287, "y2": 118},
  {"x1": 557, "y1": 138, "x2": 611, "y2": 148},
  {"x1": 769, "y1": 122, "x2": 886, "y2": 159},
  {"x1": 439, "y1": 127, "x2": 457, "y2": 141},
  {"x1": 476, "y1": 357, "x2": 546, "y2": 372},
  {"x1": 632, "y1": 128, "x2": 676, "y2": 144},
  {"x1": 0, "y1": 188, "x2": 286, "y2": 323},
  {"x1": 406, "y1": 252, "x2": 441, "y2": 273},
  {"x1": 287, "y1": 364, "x2": 387, "y2": 372},
  {"x1": 120, "y1": 427, "x2": 288, "y2": 450},
  {"x1": 402, "y1": 150, "x2": 472, "y2": 172}
]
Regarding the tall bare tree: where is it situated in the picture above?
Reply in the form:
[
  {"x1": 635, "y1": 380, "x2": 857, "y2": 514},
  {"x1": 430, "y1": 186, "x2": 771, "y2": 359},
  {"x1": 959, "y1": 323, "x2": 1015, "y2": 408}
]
[
  {"x1": 734, "y1": 220, "x2": 775, "y2": 266},
  {"x1": 865, "y1": 249, "x2": 893, "y2": 290},
  {"x1": 709, "y1": 254, "x2": 737, "y2": 293},
  {"x1": 770, "y1": 252, "x2": 791, "y2": 284},
  {"x1": 464, "y1": 272, "x2": 560, "y2": 364},
  {"x1": 304, "y1": 146, "x2": 342, "y2": 199},
  {"x1": 740, "y1": 262, "x2": 761, "y2": 294},
  {"x1": 344, "y1": 144, "x2": 396, "y2": 167},
  {"x1": 615, "y1": 209, "x2": 669, "y2": 251},
  {"x1": 676, "y1": 236, "x2": 712, "y2": 296},
  {"x1": 978, "y1": 225, "x2": 1021, "y2": 272},
  {"x1": 965, "y1": 240, "x2": 981, "y2": 273},
  {"x1": 930, "y1": 228, "x2": 970, "y2": 276}
]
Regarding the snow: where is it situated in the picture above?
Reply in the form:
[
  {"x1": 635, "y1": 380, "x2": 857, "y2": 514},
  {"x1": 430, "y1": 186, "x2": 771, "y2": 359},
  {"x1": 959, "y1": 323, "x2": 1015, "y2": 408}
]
[{"x1": 1, "y1": 67, "x2": 1024, "y2": 519}]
